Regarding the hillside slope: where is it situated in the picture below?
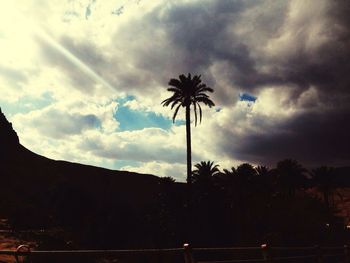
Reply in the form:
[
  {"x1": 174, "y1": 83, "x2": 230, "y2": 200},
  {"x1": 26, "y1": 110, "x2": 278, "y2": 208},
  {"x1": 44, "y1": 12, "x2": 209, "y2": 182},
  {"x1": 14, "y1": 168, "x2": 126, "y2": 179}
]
[{"x1": 0, "y1": 108, "x2": 184, "y2": 248}]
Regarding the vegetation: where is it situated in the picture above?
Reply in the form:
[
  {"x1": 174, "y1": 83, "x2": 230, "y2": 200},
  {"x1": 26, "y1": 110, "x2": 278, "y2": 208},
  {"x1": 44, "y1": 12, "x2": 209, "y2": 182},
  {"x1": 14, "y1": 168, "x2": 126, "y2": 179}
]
[
  {"x1": 161, "y1": 74, "x2": 215, "y2": 184},
  {"x1": 2, "y1": 152, "x2": 349, "y2": 248}
]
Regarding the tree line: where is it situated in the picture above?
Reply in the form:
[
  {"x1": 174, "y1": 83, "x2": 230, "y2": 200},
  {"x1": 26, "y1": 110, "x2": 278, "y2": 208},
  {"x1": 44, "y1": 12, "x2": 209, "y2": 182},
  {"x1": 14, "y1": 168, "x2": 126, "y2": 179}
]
[{"x1": 155, "y1": 159, "x2": 348, "y2": 248}]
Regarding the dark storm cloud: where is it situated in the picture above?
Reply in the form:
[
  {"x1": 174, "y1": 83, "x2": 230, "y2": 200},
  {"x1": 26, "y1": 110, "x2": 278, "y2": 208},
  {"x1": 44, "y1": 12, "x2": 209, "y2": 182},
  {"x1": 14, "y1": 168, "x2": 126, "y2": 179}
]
[
  {"x1": 144, "y1": 0, "x2": 349, "y2": 105},
  {"x1": 223, "y1": 106, "x2": 350, "y2": 167},
  {"x1": 150, "y1": 1, "x2": 290, "y2": 98},
  {"x1": 146, "y1": 0, "x2": 350, "y2": 166},
  {"x1": 101, "y1": 0, "x2": 290, "y2": 103}
]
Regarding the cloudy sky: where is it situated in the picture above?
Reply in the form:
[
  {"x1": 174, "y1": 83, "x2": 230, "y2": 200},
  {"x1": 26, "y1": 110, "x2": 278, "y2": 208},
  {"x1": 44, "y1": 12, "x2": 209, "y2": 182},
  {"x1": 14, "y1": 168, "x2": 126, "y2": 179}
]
[{"x1": 1, "y1": 0, "x2": 349, "y2": 181}]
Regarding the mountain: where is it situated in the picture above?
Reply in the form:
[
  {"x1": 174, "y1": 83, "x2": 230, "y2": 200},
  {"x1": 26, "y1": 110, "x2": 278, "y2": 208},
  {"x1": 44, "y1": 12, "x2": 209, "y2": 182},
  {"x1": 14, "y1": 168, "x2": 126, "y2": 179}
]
[
  {"x1": 0, "y1": 107, "x2": 162, "y2": 204},
  {"x1": 0, "y1": 108, "x2": 185, "y2": 249},
  {"x1": 0, "y1": 107, "x2": 19, "y2": 156}
]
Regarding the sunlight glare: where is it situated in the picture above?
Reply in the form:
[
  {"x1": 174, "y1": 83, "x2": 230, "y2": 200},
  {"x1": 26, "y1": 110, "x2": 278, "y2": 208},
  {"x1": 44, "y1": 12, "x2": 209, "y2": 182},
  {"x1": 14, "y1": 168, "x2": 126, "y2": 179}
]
[{"x1": 0, "y1": 2, "x2": 115, "y2": 93}]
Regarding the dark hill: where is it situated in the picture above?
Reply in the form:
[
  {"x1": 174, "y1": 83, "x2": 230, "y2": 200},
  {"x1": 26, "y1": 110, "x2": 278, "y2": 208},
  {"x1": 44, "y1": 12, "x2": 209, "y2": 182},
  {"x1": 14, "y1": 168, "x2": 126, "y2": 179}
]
[
  {"x1": 0, "y1": 108, "x2": 185, "y2": 249},
  {"x1": 0, "y1": 107, "x2": 163, "y2": 206}
]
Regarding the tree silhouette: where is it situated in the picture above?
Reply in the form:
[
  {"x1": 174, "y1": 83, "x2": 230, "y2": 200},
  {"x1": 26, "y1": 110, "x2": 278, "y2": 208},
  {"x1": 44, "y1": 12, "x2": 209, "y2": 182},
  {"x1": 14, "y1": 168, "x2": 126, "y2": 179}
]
[
  {"x1": 161, "y1": 74, "x2": 215, "y2": 184},
  {"x1": 311, "y1": 166, "x2": 335, "y2": 211},
  {"x1": 223, "y1": 167, "x2": 237, "y2": 177},
  {"x1": 192, "y1": 161, "x2": 220, "y2": 185},
  {"x1": 276, "y1": 159, "x2": 307, "y2": 196},
  {"x1": 255, "y1": 165, "x2": 270, "y2": 177},
  {"x1": 236, "y1": 163, "x2": 257, "y2": 178}
]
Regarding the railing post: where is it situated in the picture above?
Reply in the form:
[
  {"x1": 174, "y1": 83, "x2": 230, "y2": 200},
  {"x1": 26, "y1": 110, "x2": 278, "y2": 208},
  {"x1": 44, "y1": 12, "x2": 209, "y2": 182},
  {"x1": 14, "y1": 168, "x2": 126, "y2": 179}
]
[
  {"x1": 15, "y1": 245, "x2": 31, "y2": 263},
  {"x1": 345, "y1": 245, "x2": 350, "y2": 263},
  {"x1": 261, "y1": 243, "x2": 272, "y2": 262},
  {"x1": 184, "y1": 243, "x2": 195, "y2": 263},
  {"x1": 315, "y1": 245, "x2": 323, "y2": 263}
]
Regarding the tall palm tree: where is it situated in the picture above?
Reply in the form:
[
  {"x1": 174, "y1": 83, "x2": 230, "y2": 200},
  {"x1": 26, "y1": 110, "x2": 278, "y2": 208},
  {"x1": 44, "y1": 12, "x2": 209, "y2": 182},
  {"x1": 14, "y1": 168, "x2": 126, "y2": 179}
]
[{"x1": 161, "y1": 73, "x2": 215, "y2": 184}]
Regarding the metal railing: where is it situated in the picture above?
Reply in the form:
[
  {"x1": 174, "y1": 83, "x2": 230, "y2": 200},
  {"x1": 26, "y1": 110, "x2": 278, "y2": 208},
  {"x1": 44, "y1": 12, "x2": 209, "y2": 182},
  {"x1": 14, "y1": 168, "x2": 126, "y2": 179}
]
[{"x1": 0, "y1": 243, "x2": 349, "y2": 263}]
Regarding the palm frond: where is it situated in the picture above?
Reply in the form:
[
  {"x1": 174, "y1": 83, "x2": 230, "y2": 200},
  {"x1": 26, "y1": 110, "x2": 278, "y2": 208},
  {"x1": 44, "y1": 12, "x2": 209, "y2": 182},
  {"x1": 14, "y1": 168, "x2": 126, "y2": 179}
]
[
  {"x1": 197, "y1": 83, "x2": 213, "y2": 92},
  {"x1": 172, "y1": 104, "x2": 182, "y2": 122},
  {"x1": 170, "y1": 99, "x2": 181, "y2": 109},
  {"x1": 193, "y1": 102, "x2": 198, "y2": 126},
  {"x1": 179, "y1": 74, "x2": 188, "y2": 84},
  {"x1": 195, "y1": 97, "x2": 215, "y2": 107},
  {"x1": 197, "y1": 103, "x2": 202, "y2": 123},
  {"x1": 167, "y1": 87, "x2": 182, "y2": 93},
  {"x1": 196, "y1": 93, "x2": 209, "y2": 98},
  {"x1": 192, "y1": 75, "x2": 202, "y2": 86},
  {"x1": 161, "y1": 96, "x2": 177, "y2": 106},
  {"x1": 168, "y1": 78, "x2": 182, "y2": 87}
]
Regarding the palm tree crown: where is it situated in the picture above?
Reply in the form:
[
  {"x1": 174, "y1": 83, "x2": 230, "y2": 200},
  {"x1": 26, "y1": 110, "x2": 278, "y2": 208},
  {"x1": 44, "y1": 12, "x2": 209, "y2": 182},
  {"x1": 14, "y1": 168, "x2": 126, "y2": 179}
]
[
  {"x1": 161, "y1": 73, "x2": 215, "y2": 126},
  {"x1": 192, "y1": 161, "x2": 220, "y2": 184}
]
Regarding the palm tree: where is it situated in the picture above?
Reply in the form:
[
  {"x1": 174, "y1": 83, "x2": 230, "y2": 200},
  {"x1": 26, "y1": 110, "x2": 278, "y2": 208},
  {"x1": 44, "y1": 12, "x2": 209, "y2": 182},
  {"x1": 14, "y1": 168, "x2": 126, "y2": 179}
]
[
  {"x1": 192, "y1": 161, "x2": 220, "y2": 185},
  {"x1": 255, "y1": 165, "x2": 274, "y2": 198},
  {"x1": 276, "y1": 159, "x2": 307, "y2": 196},
  {"x1": 161, "y1": 73, "x2": 215, "y2": 184},
  {"x1": 236, "y1": 163, "x2": 257, "y2": 178},
  {"x1": 310, "y1": 166, "x2": 335, "y2": 211},
  {"x1": 255, "y1": 165, "x2": 270, "y2": 177},
  {"x1": 223, "y1": 167, "x2": 237, "y2": 177}
]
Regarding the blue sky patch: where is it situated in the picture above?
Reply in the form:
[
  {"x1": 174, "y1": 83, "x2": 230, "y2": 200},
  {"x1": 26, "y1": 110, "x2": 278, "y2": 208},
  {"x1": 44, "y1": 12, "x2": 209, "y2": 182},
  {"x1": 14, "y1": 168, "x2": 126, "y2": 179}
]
[
  {"x1": 0, "y1": 92, "x2": 55, "y2": 117},
  {"x1": 239, "y1": 92, "x2": 257, "y2": 103},
  {"x1": 115, "y1": 96, "x2": 185, "y2": 131}
]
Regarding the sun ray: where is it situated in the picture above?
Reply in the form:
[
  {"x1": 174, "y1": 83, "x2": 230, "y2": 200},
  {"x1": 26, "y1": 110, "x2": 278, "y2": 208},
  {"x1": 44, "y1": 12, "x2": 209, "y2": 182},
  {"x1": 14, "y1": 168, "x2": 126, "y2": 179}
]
[
  {"x1": 34, "y1": 28, "x2": 115, "y2": 92},
  {"x1": 0, "y1": 3, "x2": 115, "y2": 93}
]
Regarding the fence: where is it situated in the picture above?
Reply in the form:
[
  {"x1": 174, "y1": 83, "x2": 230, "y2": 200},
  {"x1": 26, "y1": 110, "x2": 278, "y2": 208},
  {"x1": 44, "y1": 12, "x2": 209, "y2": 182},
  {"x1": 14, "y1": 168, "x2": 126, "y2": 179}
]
[{"x1": 0, "y1": 243, "x2": 349, "y2": 263}]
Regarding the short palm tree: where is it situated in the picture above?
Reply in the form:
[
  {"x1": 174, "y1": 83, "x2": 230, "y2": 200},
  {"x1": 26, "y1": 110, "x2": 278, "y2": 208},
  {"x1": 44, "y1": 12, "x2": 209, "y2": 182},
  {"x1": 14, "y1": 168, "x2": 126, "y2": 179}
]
[
  {"x1": 236, "y1": 163, "x2": 257, "y2": 178},
  {"x1": 276, "y1": 159, "x2": 306, "y2": 196},
  {"x1": 192, "y1": 161, "x2": 220, "y2": 185},
  {"x1": 161, "y1": 73, "x2": 215, "y2": 184},
  {"x1": 311, "y1": 166, "x2": 335, "y2": 211},
  {"x1": 255, "y1": 165, "x2": 270, "y2": 177}
]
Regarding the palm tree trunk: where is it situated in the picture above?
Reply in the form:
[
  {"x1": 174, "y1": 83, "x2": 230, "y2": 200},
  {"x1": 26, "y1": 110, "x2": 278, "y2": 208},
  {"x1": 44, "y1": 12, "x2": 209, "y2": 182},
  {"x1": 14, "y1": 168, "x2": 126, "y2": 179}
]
[{"x1": 186, "y1": 104, "x2": 192, "y2": 184}]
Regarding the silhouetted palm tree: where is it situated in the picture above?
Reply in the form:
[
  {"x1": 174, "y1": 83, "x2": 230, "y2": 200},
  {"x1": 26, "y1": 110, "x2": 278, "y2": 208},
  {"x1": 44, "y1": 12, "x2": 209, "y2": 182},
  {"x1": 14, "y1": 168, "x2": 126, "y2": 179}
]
[
  {"x1": 192, "y1": 161, "x2": 220, "y2": 185},
  {"x1": 223, "y1": 167, "x2": 237, "y2": 177},
  {"x1": 162, "y1": 74, "x2": 215, "y2": 184},
  {"x1": 159, "y1": 176, "x2": 176, "y2": 184},
  {"x1": 236, "y1": 163, "x2": 257, "y2": 178},
  {"x1": 255, "y1": 165, "x2": 274, "y2": 198},
  {"x1": 255, "y1": 165, "x2": 270, "y2": 177},
  {"x1": 311, "y1": 166, "x2": 335, "y2": 211},
  {"x1": 276, "y1": 159, "x2": 306, "y2": 196}
]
